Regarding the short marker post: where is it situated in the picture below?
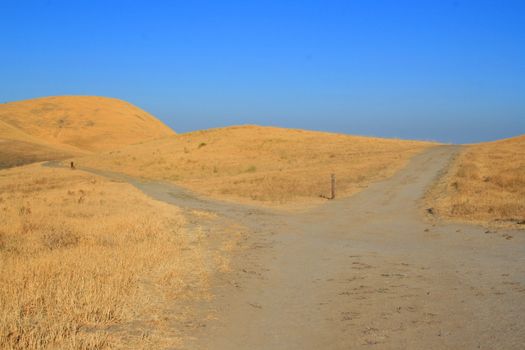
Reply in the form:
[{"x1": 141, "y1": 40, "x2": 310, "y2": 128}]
[{"x1": 330, "y1": 173, "x2": 336, "y2": 200}]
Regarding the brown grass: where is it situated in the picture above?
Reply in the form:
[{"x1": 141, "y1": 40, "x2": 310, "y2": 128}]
[
  {"x1": 0, "y1": 96, "x2": 175, "y2": 153},
  {"x1": 427, "y1": 135, "x2": 525, "y2": 228},
  {"x1": 0, "y1": 139, "x2": 72, "y2": 169},
  {"x1": 75, "y1": 125, "x2": 436, "y2": 207},
  {"x1": 0, "y1": 164, "x2": 230, "y2": 349}
]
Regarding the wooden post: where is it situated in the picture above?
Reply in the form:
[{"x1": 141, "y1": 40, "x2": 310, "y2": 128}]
[{"x1": 330, "y1": 173, "x2": 336, "y2": 200}]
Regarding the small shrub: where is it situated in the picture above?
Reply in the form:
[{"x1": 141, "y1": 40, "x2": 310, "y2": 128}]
[{"x1": 18, "y1": 206, "x2": 32, "y2": 216}]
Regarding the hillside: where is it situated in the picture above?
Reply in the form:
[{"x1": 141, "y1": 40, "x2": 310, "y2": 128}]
[
  {"x1": 0, "y1": 119, "x2": 82, "y2": 168},
  {"x1": 0, "y1": 96, "x2": 175, "y2": 153},
  {"x1": 76, "y1": 125, "x2": 436, "y2": 206},
  {"x1": 427, "y1": 135, "x2": 525, "y2": 228},
  {"x1": 0, "y1": 139, "x2": 74, "y2": 169}
]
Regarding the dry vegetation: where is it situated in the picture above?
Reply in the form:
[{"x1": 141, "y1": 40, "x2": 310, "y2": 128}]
[
  {"x1": 427, "y1": 135, "x2": 525, "y2": 228},
  {"x1": 0, "y1": 96, "x2": 175, "y2": 153},
  {"x1": 0, "y1": 139, "x2": 72, "y2": 169},
  {"x1": 0, "y1": 164, "x2": 236, "y2": 349},
  {"x1": 0, "y1": 119, "x2": 83, "y2": 169},
  {"x1": 76, "y1": 125, "x2": 435, "y2": 207}
]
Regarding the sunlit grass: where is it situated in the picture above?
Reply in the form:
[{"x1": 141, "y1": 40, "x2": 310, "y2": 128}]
[
  {"x1": 76, "y1": 125, "x2": 435, "y2": 207},
  {"x1": 0, "y1": 164, "x2": 221, "y2": 349},
  {"x1": 427, "y1": 135, "x2": 525, "y2": 228}
]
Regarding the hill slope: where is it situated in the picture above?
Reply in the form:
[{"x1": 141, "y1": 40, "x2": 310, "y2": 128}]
[
  {"x1": 0, "y1": 139, "x2": 74, "y2": 169},
  {"x1": 427, "y1": 135, "x2": 525, "y2": 228},
  {"x1": 77, "y1": 125, "x2": 436, "y2": 206},
  {"x1": 0, "y1": 119, "x2": 82, "y2": 168},
  {"x1": 0, "y1": 96, "x2": 175, "y2": 153}
]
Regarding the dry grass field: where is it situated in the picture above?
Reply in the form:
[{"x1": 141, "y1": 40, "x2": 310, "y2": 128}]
[
  {"x1": 0, "y1": 96, "x2": 175, "y2": 153},
  {"x1": 0, "y1": 164, "x2": 236, "y2": 349},
  {"x1": 76, "y1": 125, "x2": 435, "y2": 207},
  {"x1": 427, "y1": 135, "x2": 525, "y2": 228}
]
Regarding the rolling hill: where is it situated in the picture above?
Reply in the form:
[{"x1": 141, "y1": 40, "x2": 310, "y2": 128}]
[
  {"x1": 76, "y1": 125, "x2": 436, "y2": 206},
  {"x1": 0, "y1": 96, "x2": 175, "y2": 167}
]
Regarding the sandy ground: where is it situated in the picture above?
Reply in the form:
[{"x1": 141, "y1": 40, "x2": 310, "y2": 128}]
[{"x1": 48, "y1": 145, "x2": 525, "y2": 349}]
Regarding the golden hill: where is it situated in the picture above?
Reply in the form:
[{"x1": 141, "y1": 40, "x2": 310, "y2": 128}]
[
  {"x1": 76, "y1": 125, "x2": 436, "y2": 207},
  {"x1": 427, "y1": 134, "x2": 525, "y2": 228},
  {"x1": 0, "y1": 96, "x2": 175, "y2": 153}
]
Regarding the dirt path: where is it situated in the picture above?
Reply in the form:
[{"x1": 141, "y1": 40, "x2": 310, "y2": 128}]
[{"x1": 46, "y1": 146, "x2": 525, "y2": 349}]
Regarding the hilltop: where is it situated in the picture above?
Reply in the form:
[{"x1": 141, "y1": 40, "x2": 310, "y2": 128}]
[
  {"x1": 0, "y1": 96, "x2": 175, "y2": 167},
  {"x1": 0, "y1": 96, "x2": 175, "y2": 152}
]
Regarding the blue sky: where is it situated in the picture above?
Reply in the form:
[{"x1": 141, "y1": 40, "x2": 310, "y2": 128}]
[{"x1": 1, "y1": 0, "x2": 524, "y2": 143}]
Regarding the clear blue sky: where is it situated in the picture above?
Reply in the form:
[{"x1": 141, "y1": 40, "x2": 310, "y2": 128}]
[{"x1": 1, "y1": 0, "x2": 524, "y2": 143}]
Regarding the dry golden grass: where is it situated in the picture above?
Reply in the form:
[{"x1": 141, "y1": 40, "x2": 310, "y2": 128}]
[
  {"x1": 0, "y1": 139, "x2": 73, "y2": 169},
  {"x1": 76, "y1": 125, "x2": 435, "y2": 207},
  {"x1": 0, "y1": 119, "x2": 84, "y2": 169},
  {"x1": 0, "y1": 96, "x2": 175, "y2": 153},
  {"x1": 0, "y1": 164, "x2": 229, "y2": 349},
  {"x1": 427, "y1": 135, "x2": 525, "y2": 228},
  {"x1": 0, "y1": 119, "x2": 53, "y2": 145}
]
